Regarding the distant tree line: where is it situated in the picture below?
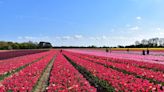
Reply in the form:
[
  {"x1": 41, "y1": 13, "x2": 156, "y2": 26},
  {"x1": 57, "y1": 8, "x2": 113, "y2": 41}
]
[
  {"x1": 0, "y1": 41, "x2": 52, "y2": 50},
  {"x1": 119, "y1": 37, "x2": 164, "y2": 48},
  {"x1": 1, "y1": 37, "x2": 163, "y2": 50}
]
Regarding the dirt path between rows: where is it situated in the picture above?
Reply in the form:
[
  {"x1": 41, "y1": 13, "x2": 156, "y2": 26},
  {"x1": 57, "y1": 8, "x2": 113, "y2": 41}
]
[
  {"x1": 0, "y1": 55, "x2": 46, "y2": 82},
  {"x1": 33, "y1": 56, "x2": 56, "y2": 92}
]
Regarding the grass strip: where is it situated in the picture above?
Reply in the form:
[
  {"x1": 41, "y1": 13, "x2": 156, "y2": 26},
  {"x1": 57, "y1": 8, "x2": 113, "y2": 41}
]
[{"x1": 32, "y1": 55, "x2": 57, "y2": 92}]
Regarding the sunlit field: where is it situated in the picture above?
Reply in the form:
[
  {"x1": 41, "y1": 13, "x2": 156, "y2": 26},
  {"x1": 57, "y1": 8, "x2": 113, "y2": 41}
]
[{"x1": 0, "y1": 49, "x2": 164, "y2": 91}]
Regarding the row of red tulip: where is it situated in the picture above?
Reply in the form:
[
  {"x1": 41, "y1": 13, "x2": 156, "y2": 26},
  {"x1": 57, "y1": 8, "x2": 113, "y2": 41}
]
[
  {"x1": 47, "y1": 53, "x2": 96, "y2": 92},
  {"x1": 64, "y1": 51, "x2": 164, "y2": 92},
  {"x1": 0, "y1": 50, "x2": 51, "y2": 76},
  {"x1": 72, "y1": 52, "x2": 164, "y2": 83},
  {"x1": 69, "y1": 51, "x2": 164, "y2": 72},
  {"x1": 0, "y1": 50, "x2": 57, "y2": 92}
]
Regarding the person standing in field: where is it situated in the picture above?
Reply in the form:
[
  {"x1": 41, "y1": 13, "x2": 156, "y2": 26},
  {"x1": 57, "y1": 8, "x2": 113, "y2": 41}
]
[
  {"x1": 127, "y1": 48, "x2": 129, "y2": 53},
  {"x1": 106, "y1": 48, "x2": 109, "y2": 53},
  {"x1": 142, "y1": 50, "x2": 145, "y2": 55},
  {"x1": 147, "y1": 48, "x2": 149, "y2": 55},
  {"x1": 105, "y1": 48, "x2": 109, "y2": 66}
]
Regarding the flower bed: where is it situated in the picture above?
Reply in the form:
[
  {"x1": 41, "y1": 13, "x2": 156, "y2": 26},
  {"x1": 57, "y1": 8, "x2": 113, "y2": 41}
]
[
  {"x1": 47, "y1": 53, "x2": 96, "y2": 92},
  {"x1": 0, "y1": 51, "x2": 51, "y2": 77},
  {"x1": 0, "y1": 50, "x2": 57, "y2": 91},
  {"x1": 67, "y1": 50, "x2": 164, "y2": 72},
  {"x1": 64, "y1": 51, "x2": 164, "y2": 91},
  {"x1": 71, "y1": 52, "x2": 164, "y2": 84}
]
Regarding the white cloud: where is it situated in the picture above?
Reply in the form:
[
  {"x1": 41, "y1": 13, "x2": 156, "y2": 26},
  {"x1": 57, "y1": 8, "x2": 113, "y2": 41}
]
[
  {"x1": 58, "y1": 35, "x2": 83, "y2": 40},
  {"x1": 129, "y1": 26, "x2": 139, "y2": 31},
  {"x1": 111, "y1": 29, "x2": 115, "y2": 32},
  {"x1": 89, "y1": 37, "x2": 95, "y2": 40},
  {"x1": 54, "y1": 36, "x2": 61, "y2": 39},
  {"x1": 87, "y1": 35, "x2": 139, "y2": 46},
  {"x1": 73, "y1": 35, "x2": 83, "y2": 39},
  {"x1": 102, "y1": 36, "x2": 107, "y2": 40},
  {"x1": 62, "y1": 36, "x2": 71, "y2": 40},
  {"x1": 88, "y1": 36, "x2": 109, "y2": 40},
  {"x1": 156, "y1": 27, "x2": 161, "y2": 31},
  {"x1": 17, "y1": 36, "x2": 50, "y2": 42},
  {"x1": 16, "y1": 35, "x2": 84, "y2": 43},
  {"x1": 17, "y1": 33, "x2": 157, "y2": 47},
  {"x1": 159, "y1": 32, "x2": 164, "y2": 35},
  {"x1": 136, "y1": 16, "x2": 142, "y2": 20},
  {"x1": 24, "y1": 36, "x2": 36, "y2": 40},
  {"x1": 17, "y1": 36, "x2": 23, "y2": 39},
  {"x1": 126, "y1": 24, "x2": 131, "y2": 27},
  {"x1": 156, "y1": 27, "x2": 164, "y2": 35}
]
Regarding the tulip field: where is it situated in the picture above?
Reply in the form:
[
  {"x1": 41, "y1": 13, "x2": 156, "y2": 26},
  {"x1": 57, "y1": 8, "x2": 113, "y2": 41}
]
[
  {"x1": 0, "y1": 50, "x2": 48, "y2": 60},
  {"x1": 0, "y1": 49, "x2": 164, "y2": 92}
]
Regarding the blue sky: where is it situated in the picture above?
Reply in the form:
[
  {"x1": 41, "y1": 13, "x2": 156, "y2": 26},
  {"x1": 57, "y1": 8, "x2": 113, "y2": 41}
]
[{"x1": 0, "y1": 0, "x2": 164, "y2": 46}]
